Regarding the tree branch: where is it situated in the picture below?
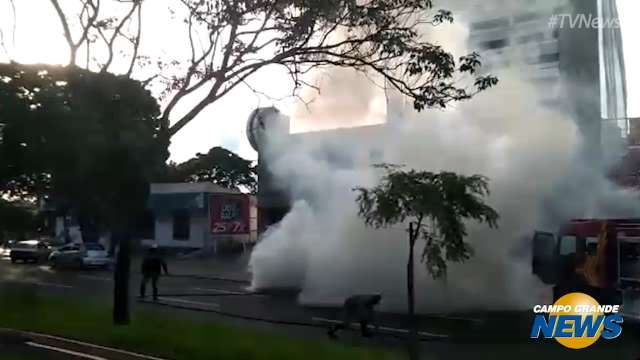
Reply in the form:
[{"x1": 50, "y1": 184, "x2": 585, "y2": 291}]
[
  {"x1": 101, "y1": 0, "x2": 138, "y2": 72},
  {"x1": 125, "y1": 1, "x2": 142, "y2": 77},
  {"x1": 49, "y1": 0, "x2": 77, "y2": 65},
  {"x1": 49, "y1": 0, "x2": 99, "y2": 66}
]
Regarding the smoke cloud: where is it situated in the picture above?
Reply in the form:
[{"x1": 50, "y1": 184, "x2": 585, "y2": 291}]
[{"x1": 248, "y1": 10, "x2": 640, "y2": 314}]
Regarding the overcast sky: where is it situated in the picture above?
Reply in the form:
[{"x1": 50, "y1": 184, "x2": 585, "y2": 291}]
[{"x1": 0, "y1": 0, "x2": 638, "y2": 163}]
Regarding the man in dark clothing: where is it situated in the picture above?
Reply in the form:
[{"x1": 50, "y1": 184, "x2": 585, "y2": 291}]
[
  {"x1": 139, "y1": 245, "x2": 168, "y2": 302},
  {"x1": 328, "y1": 294, "x2": 382, "y2": 339}
]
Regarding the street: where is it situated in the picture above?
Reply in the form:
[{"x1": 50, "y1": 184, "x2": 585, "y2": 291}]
[
  {"x1": 1, "y1": 253, "x2": 639, "y2": 360},
  {"x1": 0, "y1": 328, "x2": 170, "y2": 359}
]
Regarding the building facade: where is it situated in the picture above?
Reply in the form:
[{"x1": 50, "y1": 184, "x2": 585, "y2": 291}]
[{"x1": 145, "y1": 182, "x2": 257, "y2": 251}]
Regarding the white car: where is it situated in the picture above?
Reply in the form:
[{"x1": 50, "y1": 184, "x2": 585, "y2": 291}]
[{"x1": 49, "y1": 243, "x2": 112, "y2": 269}]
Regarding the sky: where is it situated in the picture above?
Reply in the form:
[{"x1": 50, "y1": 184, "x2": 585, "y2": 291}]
[{"x1": 0, "y1": 0, "x2": 638, "y2": 163}]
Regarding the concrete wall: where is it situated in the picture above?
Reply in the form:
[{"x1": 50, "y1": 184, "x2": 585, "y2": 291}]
[{"x1": 150, "y1": 213, "x2": 207, "y2": 248}]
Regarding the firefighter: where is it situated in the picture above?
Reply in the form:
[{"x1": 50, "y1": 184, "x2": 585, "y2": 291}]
[
  {"x1": 139, "y1": 245, "x2": 168, "y2": 302},
  {"x1": 328, "y1": 294, "x2": 382, "y2": 339}
]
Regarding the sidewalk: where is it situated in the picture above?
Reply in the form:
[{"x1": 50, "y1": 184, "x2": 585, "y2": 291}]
[{"x1": 135, "y1": 251, "x2": 252, "y2": 283}]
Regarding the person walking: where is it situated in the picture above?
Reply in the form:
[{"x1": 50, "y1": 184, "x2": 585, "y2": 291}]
[{"x1": 139, "y1": 245, "x2": 168, "y2": 302}]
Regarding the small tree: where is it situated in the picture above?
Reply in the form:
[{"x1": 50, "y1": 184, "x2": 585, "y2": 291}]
[{"x1": 353, "y1": 164, "x2": 499, "y2": 360}]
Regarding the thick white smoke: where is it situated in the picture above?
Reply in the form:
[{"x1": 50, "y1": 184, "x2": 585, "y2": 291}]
[{"x1": 249, "y1": 12, "x2": 640, "y2": 314}]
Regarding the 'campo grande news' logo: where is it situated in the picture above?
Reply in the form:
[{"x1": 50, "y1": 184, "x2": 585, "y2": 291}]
[{"x1": 530, "y1": 292, "x2": 624, "y2": 349}]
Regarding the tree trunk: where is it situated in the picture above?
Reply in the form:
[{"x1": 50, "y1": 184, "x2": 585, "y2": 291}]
[
  {"x1": 407, "y1": 222, "x2": 419, "y2": 360},
  {"x1": 78, "y1": 214, "x2": 99, "y2": 244},
  {"x1": 113, "y1": 227, "x2": 131, "y2": 325}
]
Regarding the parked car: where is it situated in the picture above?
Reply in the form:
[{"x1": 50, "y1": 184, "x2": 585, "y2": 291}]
[
  {"x1": 49, "y1": 243, "x2": 111, "y2": 269},
  {"x1": 9, "y1": 240, "x2": 52, "y2": 263}
]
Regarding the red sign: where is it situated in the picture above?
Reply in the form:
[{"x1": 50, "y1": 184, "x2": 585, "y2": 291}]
[{"x1": 209, "y1": 194, "x2": 250, "y2": 235}]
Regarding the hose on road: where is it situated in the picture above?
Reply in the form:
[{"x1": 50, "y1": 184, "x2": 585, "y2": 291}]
[
  {"x1": 151, "y1": 292, "x2": 262, "y2": 297},
  {"x1": 139, "y1": 299, "x2": 448, "y2": 343},
  {"x1": 166, "y1": 274, "x2": 250, "y2": 284}
]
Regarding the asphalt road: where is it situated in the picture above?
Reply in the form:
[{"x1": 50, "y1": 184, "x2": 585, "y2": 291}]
[
  {"x1": 1, "y1": 254, "x2": 639, "y2": 360},
  {"x1": 0, "y1": 329, "x2": 170, "y2": 360}
]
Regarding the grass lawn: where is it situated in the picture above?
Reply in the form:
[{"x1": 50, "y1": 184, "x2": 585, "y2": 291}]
[{"x1": 0, "y1": 288, "x2": 401, "y2": 360}]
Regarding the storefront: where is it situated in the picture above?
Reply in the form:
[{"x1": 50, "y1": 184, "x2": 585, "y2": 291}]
[{"x1": 145, "y1": 183, "x2": 257, "y2": 251}]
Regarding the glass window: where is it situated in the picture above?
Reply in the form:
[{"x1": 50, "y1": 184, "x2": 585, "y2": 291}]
[
  {"x1": 471, "y1": 18, "x2": 510, "y2": 30},
  {"x1": 517, "y1": 33, "x2": 544, "y2": 44},
  {"x1": 585, "y1": 237, "x2": 599, "y2": 256},
  {"x1": 559, "y1": 235, "x2": 577, "y2": 255},
  {"x1": 173, "y1": 211, "x2": 190, "y2": 241},
  {"x1": 539, "y1": 53, "x2": 560, "y2": 64},
  {"x1": 480, "y1": 39, "x2": 509, "y2": 50},
  {"x1": 84, "y1": 243, "x2": 105, "y2": 251},
  {"x1": 514, "y1": 12, "x2": 541, "y2": 23},
  {"x1": 620, "y1": 240, "x2": 640, "y2": 280}
]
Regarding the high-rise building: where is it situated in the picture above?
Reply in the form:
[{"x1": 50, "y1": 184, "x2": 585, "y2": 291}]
[
  {"x1": 465, "y1": 0, "x2": 567, "y2": 109},
  {"x1": 455, "y1": 0, "x2": 627, "y2": 166}
]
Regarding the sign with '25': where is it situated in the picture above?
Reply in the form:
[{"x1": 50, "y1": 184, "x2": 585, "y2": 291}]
[{"x1": 209, "y1": 194, "x2": 250, "y2": 235}]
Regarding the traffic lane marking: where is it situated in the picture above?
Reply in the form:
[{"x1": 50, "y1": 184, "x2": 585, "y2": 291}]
[
  {"x1": 312, "y1": 317, "x2": 450, "y2": 339},
  {"x1": 26, "y1": 341, "x2": 108, "y2": 360},
  {"x1": 1, "y1": 280, "x2": 74, "y2": 289},
  {"x1": 157, "y1": 297, "x2": 221, "y2": 309},
  {"x1": 18, "y1": 331, "x2": 168, "y2": 360}
]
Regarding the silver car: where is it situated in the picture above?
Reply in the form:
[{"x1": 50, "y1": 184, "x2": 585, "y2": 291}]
[
  {"x1": 49, "y1": 243, "x2": 112, "y2": 269},
  {"x1": 9, "y1": 240, "x2": 52, "y2": 263}
]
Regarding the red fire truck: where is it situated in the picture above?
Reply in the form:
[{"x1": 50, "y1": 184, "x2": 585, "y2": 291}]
[{"x1": 533, "y1": 218, "x2": 640, "y2": 320}]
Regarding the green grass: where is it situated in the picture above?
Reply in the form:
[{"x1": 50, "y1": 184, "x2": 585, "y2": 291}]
[{"x1": 0, "y1": 288, "x2": 400, "y2": 360}]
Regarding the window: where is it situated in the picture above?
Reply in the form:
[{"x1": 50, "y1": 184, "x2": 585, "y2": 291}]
[
  {"x1": 514, "y1": 12, "x2": 541, "y2": 24},
  {"x1": 84, "y1": 243, "x2": 105, "y2": 251},
  {"x1": 517, "y1": 33, "x2": 544, "y2": 44},
  {"x1": 538, "y1": 53, "x2": 560, "y2": 64},
  {"x1": 559, "y1": 235, "x2": 577, "y2": 255},
  {"x1": 620, "y1": 240, "x2": 640, "y2": 280},
  {"x1": 585, "y1": 237, "x2": 599, "y2": 256},
  {"x1": 471, "y1": 18, "x2": 509, "y2": 31},
  {"x1": 172, "y1": 211, "x2": 190, "y2": 240},
  {"x1": 480, "y1": 39, "x2": 508, "y2": 50}
]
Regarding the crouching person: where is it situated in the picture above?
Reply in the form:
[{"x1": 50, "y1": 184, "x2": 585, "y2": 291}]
[{"x1": 328, "y1": 294, "x2": 382, "y2": 339}]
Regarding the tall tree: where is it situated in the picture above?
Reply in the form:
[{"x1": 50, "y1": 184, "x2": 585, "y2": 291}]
[
  {"x1": 0, "y1": 199, "x2": 36, "y2": 243},
  {"x1": 47, "y1": 0, "x2": 144, "y2": 76},
  {"x1": 0, "y1": 62, "x2": 169, "y2": 324},
  {"x1": 354, "y1": 164, "x2": 499, "y2": 360},
  {"x1": 165, "y1": 146, "x2": 257, "y2": 193},
  {"x1": 20, "y1": 0, "x2": 496, "y2": 137}
]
